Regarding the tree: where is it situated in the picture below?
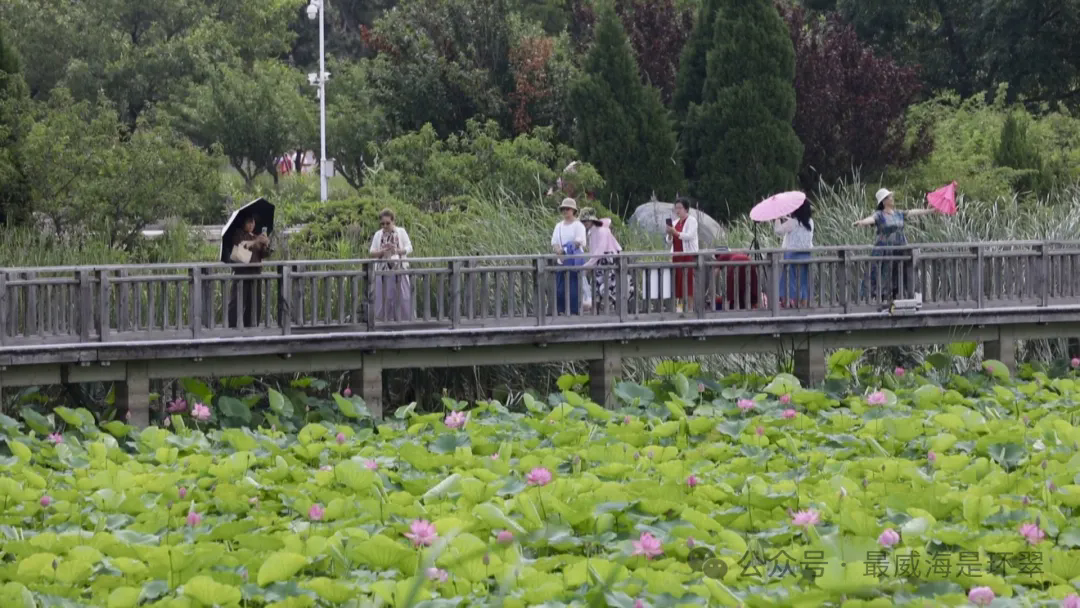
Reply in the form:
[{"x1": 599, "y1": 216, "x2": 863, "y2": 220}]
[
  {"x1": 672, "y1": 0, "x2": 720, "y2": 119},
  {"x1": 20, "y1": 89, "x2": 221, "y2": 249},
  {"x1": 779, "y1": 4, "x2": 924, "y2": 185},
  {"x1": 0, "y1": 0, "x2": 301, "y2": 128},
  {"x1": 177, "y1": 61, "x2": 315, "y2": 187},
  {"x1": 326, "y1": 60, "x2": 389, "y2": 190},
  {"x1": 0, "y1": 24, "x2": 31, "y2": 224},
  {"x1": 569, "y1": 5, "x2": 682, "y2": 207},
  {"x1": 570, "y1": 0, "x2": 695, "y2": 105},
  {"x1": 679, "y1": 0, "x2": 802, "y2": 220},
  {"x1": 994, "y1": 112, "x2": 1049, "y2": 196}
]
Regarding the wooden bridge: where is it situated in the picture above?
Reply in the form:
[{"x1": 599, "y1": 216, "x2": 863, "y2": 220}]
[{"x1": 2, "y1": 240, "x2": 1079, "y2": 426}]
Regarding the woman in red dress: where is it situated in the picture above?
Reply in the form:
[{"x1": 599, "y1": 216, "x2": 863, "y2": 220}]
[{"x1": 665, "y1": 198, "x2": 699, "y2": 312}]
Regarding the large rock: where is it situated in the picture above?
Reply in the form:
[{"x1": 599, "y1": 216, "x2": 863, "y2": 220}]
[{"x1": 629, "y1": 201, "x2": 724, "y2": 248}]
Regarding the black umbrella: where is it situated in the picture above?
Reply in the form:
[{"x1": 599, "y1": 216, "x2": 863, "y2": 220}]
[{"x1": 220, "y1": 198, "x2": 275, "y2": 263}]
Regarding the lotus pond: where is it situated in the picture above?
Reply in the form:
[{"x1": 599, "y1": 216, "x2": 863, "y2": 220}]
[{"x1": 3, "y1": 351, "x2": 1080, "y2": 607}]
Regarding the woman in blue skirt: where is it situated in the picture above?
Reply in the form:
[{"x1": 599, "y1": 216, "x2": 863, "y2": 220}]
[{"x1": 775, "y1": 198, "x2": 814, "y2": 308}]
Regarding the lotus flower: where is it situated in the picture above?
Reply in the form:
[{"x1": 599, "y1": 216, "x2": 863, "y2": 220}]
[
  {"x1": 40, "y1": 495, "x2": 52, "y2": 507},
  {"x1": 632, "y1": 532, "x2": 663, "y2": 559},
  {"x1": 791, "y1": 509, "x2": 821, "y2": 528},
  {"x1": 779, "y1": 394, "x2": 791, "y2": 404},
  {"x1": 782, "y1": 409, "x2": 797, "y2": 419},
  {"x1": 878, "y1": 528, "x2": 900, "y2": 547},
  {"x1": 624, "y1": 415, "x2": 632, "y2": 424},
  {"x1": 1071, "y1": 358, "x2": 1080, "y2": 369},
  {"x1": 364, "y1": 459, "x2": 379, "y2": 471},
  {"x1": 405, "y1": 519, "x2": 438, "y2": 547},
  {"x1": 191, "y1": 403, "x2": 211, "y2": 421},
  {"x1": 249, "y1": 497, "x2": 258, "y2": 505},
  {"x1": 1019, "y1": 522, "x2": 1045, "y2": 545},
  {"x1": 866, "y1": 391, "x2": 887, "y2": 406},
  {"x1": 166, "y1": 398, "x2": 188, "y2": 413},
  {"x1": 343, "y1": 387, "x2": 352, "y2": 397},
  {"x1": 894, "y1": 367, "x2": 906, "y2": 376},
  {"x1": 163, "y1": 417, "x2": 171, "y2": 427},
  {"x1": 755, "y1": 426, "x2": 764, "y2": 436},
  {"x1": 737, "y1": 398, "x2": 755, "y2": 412},
  {"x1": 335, "y1": 432, "x2": 346, "y2": 444},
  {"x1": 927, "y1": 450, "x2": 937, "y2": 464},
  {"x1": 186, "y1": 510, "x2": 202, "y2": 527},
  {"x1": 178, "y1": 486, "x2": 188, "y2": 499},
  {"x1": 426, "y1": 567, "x2": 449, "y2": 583},
  {"x1": 526, "y1": 467, "x2": 553, "y2": 486},
  {"x1": 1063, "y1": 594, "x2": 1080, "y2": 608},
  {"x1": 308, "y1": 503, "x2": 324, "y2": 521},
  {"x1": 968, "y1": 586, "x2": 995, "y2": 606},
  {"x1": 686, "y1": 475, "x2": 699, "y2": 488},
  {"x1": 491, "y1": 453, "x2": 499, "y2": 460},
  {"x1": 634, "y1": 600, "x2": 647, "y2": 608},
  {"x1": 497, "y1": 530, "x2": 514, "y2": 544},
  {"x1": 687, "y1": 536, "x2": 695, "y2": 548},
  {"x1": 46, "y1": 433, "x2": 63, "y2": 445},
  {"x1": 444, "y1": 411, "x2": 467, "y2": 429}
]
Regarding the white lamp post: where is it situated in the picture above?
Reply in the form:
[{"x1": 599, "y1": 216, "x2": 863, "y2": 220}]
[{"x1": 307, "y1": 0, "x2": 328, "y2": 202}]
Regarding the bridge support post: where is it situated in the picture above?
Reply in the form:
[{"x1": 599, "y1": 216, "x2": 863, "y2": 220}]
[
  {"x1": 984, "y1": 327, "x2": 1017, "y2": 371},
  {"x1": 794, "y1": 335, "x2": 825, "y2": 388},
  {"x1": 589, "y1": 344, "x2": 622, "y2": 408},
  {"x1": 117, "y1": 361, "x2": 150, "y2": 428},
  {"x1": 356, "y1": 353, "x2": 384, "y2": 420}
]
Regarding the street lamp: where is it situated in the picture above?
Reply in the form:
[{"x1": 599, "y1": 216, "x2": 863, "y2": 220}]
[{"x1": 307, "y1": 0, "x2": 328, "y2": 202}]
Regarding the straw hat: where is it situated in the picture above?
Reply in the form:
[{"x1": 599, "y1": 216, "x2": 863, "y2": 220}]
[
  {"x1": 875, "y1": 188, "x2": 893, "y2": 205},
  {"x1": 559, "y1": 197, "x2": 578, "y2": 212}
]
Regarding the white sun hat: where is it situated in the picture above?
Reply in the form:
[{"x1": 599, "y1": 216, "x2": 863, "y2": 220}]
[{"x1": 875, "y1": 188, "x2": 893, "y2": 205}]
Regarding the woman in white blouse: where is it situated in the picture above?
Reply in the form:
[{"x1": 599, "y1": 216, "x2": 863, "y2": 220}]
[
  {"x1": 774, "y1": 198, "x2": 814, "y2": 308},
  {"x1": 550, "y1": 198, "x2": 587, "y2": 315},
  {"x1": 665, "y1": 197, "x2": 699, "y2": 312},
  {"x1": 369, "y1": 208, "x2": 414, "y2": 322}
]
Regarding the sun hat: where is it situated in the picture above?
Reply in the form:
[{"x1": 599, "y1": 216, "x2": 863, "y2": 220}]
[
  {"x1": 579, "y1": 207, "x2": 600, "y2": 224},
  {"x1": 875, "y1": 188, "x2": 893, "y2": 205},
  {"x1": 559, "y1": 197, "x2": 578, "y2": 212}
]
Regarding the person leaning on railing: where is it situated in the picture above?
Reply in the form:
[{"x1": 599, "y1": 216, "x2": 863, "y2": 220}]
[
  {"x1": 227, "y1": 213, "x2": 271, "y2": 328},
  {"x1": 853, "y1": 188, "x2": 942, "y2": 301}
]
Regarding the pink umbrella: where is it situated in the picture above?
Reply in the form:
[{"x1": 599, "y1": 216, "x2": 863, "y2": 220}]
[
  {"x1": 927, "y1": 182, "x2": 957, "y2": 215},
  {"x1": 750, "y1": 191, "x2": 807, "y2": 222}
]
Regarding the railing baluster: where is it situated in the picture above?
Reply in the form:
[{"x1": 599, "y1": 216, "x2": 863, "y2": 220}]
[
  {"x1": 98, "y1": 270, "x2": 110, "y2": 342},
  {"x1": 769, "y1": 252, "x2": 780, "y2": 316},
  {"x1": 0, "y1": 272, "x2": 6, "y2": 346},
  {"x1": 534, "y1": 258, "x2": 546, "y2": 326}
]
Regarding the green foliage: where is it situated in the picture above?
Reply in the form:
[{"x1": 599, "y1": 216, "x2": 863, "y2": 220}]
[
  {"x1": 0, "y1": 24, "x2": 31, "y2": 225},
  {"x1": 176, "y1": 60, "x2": 314, "y2": 187},
  {"x1": 3, "y1": 354, "x2": 1080, "y2": 605},
  {"x1": 671, "y1": 0, "x2": 718, "y2": 120},
  {"x1": 679, "y1": 0, "x2": 802, "y2": 220},
  {"x1": 325, "y1": 59, "x2": 390, "y2": 190},
  {"x1": 569, "y1": 5, "x2": 683, "y2": 207},
  {"x1": 994, "y1": 112, "x2": 1049, "y2": 197},
  {"x1": 19, "y1": 89, "x2": 223, "y2": 249}
]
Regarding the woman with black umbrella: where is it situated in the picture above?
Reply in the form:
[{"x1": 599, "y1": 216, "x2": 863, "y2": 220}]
[{"x1": 227, "y1": 213, "x2": 272, "y2": 328}]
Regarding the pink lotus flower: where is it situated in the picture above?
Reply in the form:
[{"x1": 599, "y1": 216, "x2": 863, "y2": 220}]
[
  {"x1": 697, "y1": 383, "x2": 706, "y2": 393},
  {"x1": 632, "y1": 532, "x2": 663, "y2": 559},
  {"x1": 166, "y1": 398, "x2": 188, "y2": 413},
  {"x1": 866, "y1": 391, "x2": 887, "y2": 406},
  {"x1": 1019, "y1": 522, "x2": 1045, "y2": 545},
  {"x1": 364, "y1": 459, "x2": 379, "y2": 471},
  {"x1": 782, "y1": 409, "x2": 797, "y2": 419},
  {"x1": 878, "y1": 528, "x2": 900, "y2": 547},
  {"x1": 490, "y1": 453, "x2": 499, "y2": 460},
  {"x1": 444, "y1": 411, "x2": 468, "y2": 429},
  {"x1": 46, "y1": 433, "x2": 63, "y2": 444},
  {"x1": 1063, "y1": 594, "x2": 1080, "y2": 608},
  {"x1": 968, "y1": 586, "x2": 995, "y2": 606},
  {"x1": 1072, "y1": 358, "x2": 1080, "y2": 370},
  {"x1": 191, "y1": 403, "x2": 211, "y2": 421},
  {"x1": 634, "y1": 600, "x2": 646, "y2": 608},
  {"x1": 343, "y1": 387, "x2": 353, "y2": 397},
  {"x1": 894, "y1": 367, "x2": 905, "y2": 376},
  {"x1": 178, "y1": 487, "x2": 188, "y2": 499},
  {"x1": 686, "y1": 475, "x2": 699, "y2": 488},
  {"x1": 320, "y1": 465, "x2": 332, "y2": 472},
  {"x1": 737, "y1": 399, "x2": 755, "y2": 412},
  {"x1": 425, "y1": 567, "x2": 449, "y2": 583},
  {"x1": 186, "y1": 510, "x2": 202, "y2": 527},
  {"x1": 40, "y1": 495, "x2": 52, "y2": 507},
  {"x1": 687, "y1": 536, "x2": 695, "y2": 548},
  {"x1": 335, "y1": 432, "x2": 346, "y2": 444},
  {"x1": 163, "y1": 417, "x2": 171, "y2": 427},
  {"x1": 755, "y1": 426, "x2": 764, "y2": 436},
  {"x1": 405, "y1": 519, "x2": 438, "y2": 547},
  {"x1": 496, "y1": 530, "x2": 514, "y2": 544},
  {"x1": 526, "y1": 467, "x2": 553, "y2": 486},
  {"x1": 308, "y1": 503, "x2": 324, "y2": 521},
  {"x1": 624, "y1": 415, "x2": 632, "y2": 424},
  {"x1": 791, "y1": 509, "x2": 821, "y2": 528},
  {"x1": 779, "y1": 394, "x2": 792, "y2": 405},
  {"x1": 928, "y1": 450, "x2": 937, "y2": 464}
]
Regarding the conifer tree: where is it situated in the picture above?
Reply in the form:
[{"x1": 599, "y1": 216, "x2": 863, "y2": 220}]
[
  {"x1": 570, "y1": 4, "x2": 682, "y2": 206},
  {"x1": 994, "y1": 112, "x2": 1049, "y2": 196},
  {"x1": 0, "y1": 26, "x2": 31, "y2": 225},
  {"x1": 677, "y1": 0, "x2": 803, "y2": 220}
]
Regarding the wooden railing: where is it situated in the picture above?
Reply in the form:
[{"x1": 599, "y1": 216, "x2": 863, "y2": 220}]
[{"x1": 1, "y1": 240, "x2": 1078, "y2": 347}]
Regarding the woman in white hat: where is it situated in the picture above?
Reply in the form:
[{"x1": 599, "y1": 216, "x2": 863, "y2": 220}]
[
  {"x1": 551, "y1": 198, "x2": 587, "y2": 315},
  {"x1": 853, "y1": 188, "x2": 940, "y2": 300}
]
